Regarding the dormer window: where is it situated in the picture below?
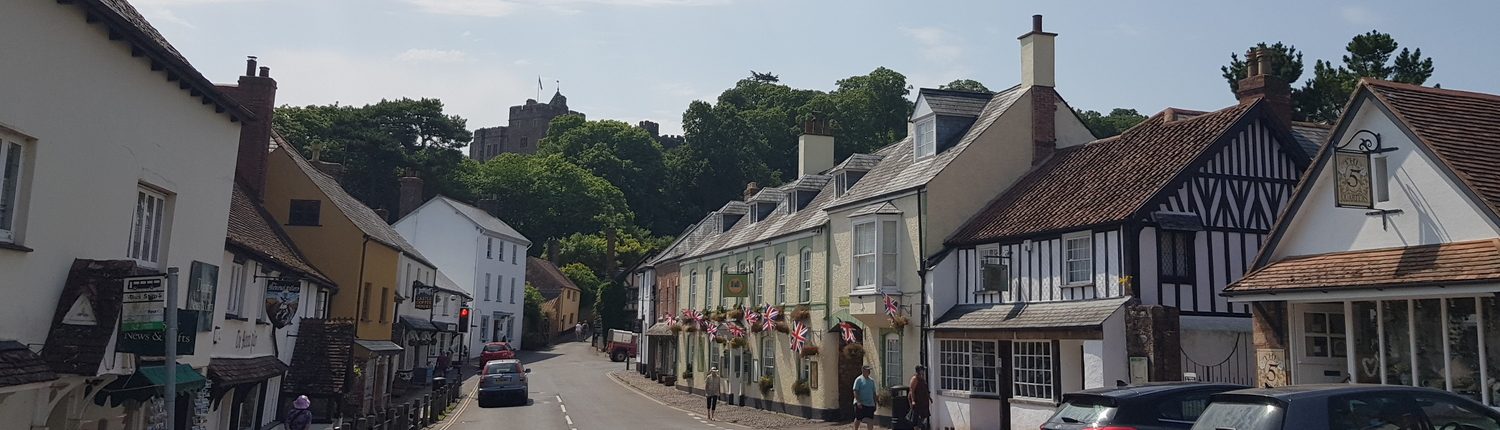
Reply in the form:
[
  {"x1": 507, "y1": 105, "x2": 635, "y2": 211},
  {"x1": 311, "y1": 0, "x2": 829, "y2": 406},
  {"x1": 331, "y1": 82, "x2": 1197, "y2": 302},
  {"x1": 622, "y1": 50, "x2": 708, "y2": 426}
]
[
  {"x1": 720, "y1": 214, "x2": 742, "y2": 232},
  {"x1": 915, "y1": 117, "x2": 936, "y2": 159},
  {"x1": 752, "y1": 202, "x2": 776, "y2": 222},
  {"x1": 837, "y1": 171, "x2": 866, "y2": 197}
]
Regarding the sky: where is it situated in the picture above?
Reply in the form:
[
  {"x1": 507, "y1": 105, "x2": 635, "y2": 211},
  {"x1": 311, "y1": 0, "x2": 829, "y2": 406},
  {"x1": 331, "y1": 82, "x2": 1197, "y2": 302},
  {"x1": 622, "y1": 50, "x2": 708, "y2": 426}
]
[{"x1": 136, "y1": 0, "x2": 1500, "y2": 136}]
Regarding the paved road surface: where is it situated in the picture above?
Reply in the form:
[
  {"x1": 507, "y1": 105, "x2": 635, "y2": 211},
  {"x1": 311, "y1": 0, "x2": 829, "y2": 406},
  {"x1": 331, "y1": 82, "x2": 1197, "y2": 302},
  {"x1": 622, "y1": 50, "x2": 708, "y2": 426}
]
[{"x1": 441, "y1": 340, "x2": 735, "y2": 430}]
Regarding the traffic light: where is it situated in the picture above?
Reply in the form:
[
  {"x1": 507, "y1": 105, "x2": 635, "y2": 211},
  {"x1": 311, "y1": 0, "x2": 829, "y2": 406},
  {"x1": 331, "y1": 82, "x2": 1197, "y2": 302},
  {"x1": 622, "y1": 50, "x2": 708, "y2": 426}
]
[{"x1": 458, "y1": 307, "x2": 471, "y2": 333}]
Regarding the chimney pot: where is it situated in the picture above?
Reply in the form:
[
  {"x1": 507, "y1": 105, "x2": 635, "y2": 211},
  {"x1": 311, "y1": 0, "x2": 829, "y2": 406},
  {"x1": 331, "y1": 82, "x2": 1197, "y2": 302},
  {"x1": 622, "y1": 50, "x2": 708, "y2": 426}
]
[
  {"x1": 798, "y1": 116, "x2": 835, "y2": 176},
  {"x1": 1236, "y1": 47, "x2": 1293, "y2": 126},
  {"x1": 744, "y1": 182, "x2": 760, "y2": 201},
  {"x1": 1018, "y1": 14, "x2": 1057, "y2": 87},
  {"x1": 1032, "y1": 14, "x2": 1043, "y2": 32},
  {"x1": 245, "y1": 56, "x2": 257, "y2": 77},
  {"x1": 259, "y1": 66, "x2": 270, "y2": 78}
]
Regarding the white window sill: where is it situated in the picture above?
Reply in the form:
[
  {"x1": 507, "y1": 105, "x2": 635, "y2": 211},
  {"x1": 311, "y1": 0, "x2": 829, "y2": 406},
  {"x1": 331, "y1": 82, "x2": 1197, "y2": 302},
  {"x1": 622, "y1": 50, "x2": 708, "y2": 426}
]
[
  {"x1": 0, "y1": 241, "x2": 33, "y2": 252},
  {"x1": 1009, "y1": 397, "x2": 1059, "y2": 407},
  {"x1": 1063, "y1": 282, "x2": 1093, "y2": 288},
  {"x1": 936, "y1": 390, "x2": 1000, "y2": 400},
  {"x1": 850, "y1": 289, "x2": 896, "y2": 297}
]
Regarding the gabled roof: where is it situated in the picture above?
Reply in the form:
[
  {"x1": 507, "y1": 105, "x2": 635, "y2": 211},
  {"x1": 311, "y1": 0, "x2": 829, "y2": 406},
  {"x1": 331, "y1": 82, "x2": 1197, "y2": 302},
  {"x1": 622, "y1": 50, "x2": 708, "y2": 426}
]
[
  {"x1": 275, "y1": 136, "x2": 434, "y2": 267},
  {"x1": 748, "y1": 187, "x2": 785, "y2": 204},
  {"x1": 527, "y1": 257, "x2": 579, "y2": 301},
  {"x1": 1227, "y1": 239, "x2": 1500, "y2": 295},
  {"x1": 790, "y1": 175, "x2": 833, "y2": 192},
  {"x1": 829, "y1": 85, "x2": 1029, "y2": 209},
  {"x1": 849, "y1": 202, "x2": 902, "y2": 217},
  {"x1": 67, "y1": 0, "x2": 250, "y2": 121},
  {"x1": 1364, "y1": 80, "x2": 1500, "y2": 218},
  {"x1": 917, "y1": 88, "x2": 993, "y2": 118},
  {"x1": 413, "y1": 195, "x2": 531, "y2": 246},
  {"x1": 949, "y1": 101, "x2": 1276, "y2": 245},
  {"x1": 226, "y1": 184, "x2": 333, "y2": 287},
  {"x1": 830, "y1": 153, "x2": 884, "y2": 173},
  {"x1": 435, "y1": 271, "x2": 472, "y2": 299}
]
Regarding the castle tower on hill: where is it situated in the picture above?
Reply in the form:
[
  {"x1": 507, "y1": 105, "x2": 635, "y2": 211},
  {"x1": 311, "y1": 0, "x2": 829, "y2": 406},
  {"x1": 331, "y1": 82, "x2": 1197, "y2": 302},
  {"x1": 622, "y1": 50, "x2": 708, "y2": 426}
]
[{"x1": 469, "y1": 90, "x2": 584, "y2": 161}]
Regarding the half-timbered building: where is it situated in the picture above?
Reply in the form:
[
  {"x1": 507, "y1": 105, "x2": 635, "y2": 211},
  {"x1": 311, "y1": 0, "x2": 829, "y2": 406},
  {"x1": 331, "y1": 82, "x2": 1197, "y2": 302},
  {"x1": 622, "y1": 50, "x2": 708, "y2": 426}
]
[
  {"x1": 1227, "y1": 79, "x2": 1500, "y2": 407},
  {"x1": 926, "y1": 52, "x2": 1321, "y2": 430}
]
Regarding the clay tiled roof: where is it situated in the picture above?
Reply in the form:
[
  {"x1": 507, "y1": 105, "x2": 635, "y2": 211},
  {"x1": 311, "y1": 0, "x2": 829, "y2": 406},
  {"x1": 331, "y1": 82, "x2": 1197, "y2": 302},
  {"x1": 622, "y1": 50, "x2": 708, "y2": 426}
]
[
  {"x1": 285, "y1": 318, "x2": 354, "y2": 395},
  {"x1": 933, "y1": 297, "x2": 1130, "y2": 330},
  {"x1": 948, "y1": 102, "x2": 1258, "y2": 245},
  {"x1": 1226, "y1": 239, "x2": 1500, "y2": 295},
  {"x1": 227, "y1": 185, "x2": 333, "y2": 287},
  {"x1": 1365, "y1": 80, "x2": 1500, "y2": 218},
  {"x1": 276, "y1": 138, "x2": 434, "y2": 267},
  {"x1": 0, "y1": 341, "x2": 56, "y2": 388},
  {"x1": 208, "y1": 356, "x2": 287, "y2": 387},
  {"x1": 527, "y1": 257, "x2": 578, "y2": 300}
]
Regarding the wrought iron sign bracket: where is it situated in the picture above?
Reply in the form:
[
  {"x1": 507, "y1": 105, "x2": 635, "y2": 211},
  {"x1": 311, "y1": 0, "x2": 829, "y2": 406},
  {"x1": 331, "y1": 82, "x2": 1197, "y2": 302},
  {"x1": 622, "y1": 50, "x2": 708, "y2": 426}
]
[
  {"x1": 1365, "y1": 208, "x2": 1404, "y2": 231},
  {"x1": 1335, "y1": 129, "x2": 1397, "y2": 154}
]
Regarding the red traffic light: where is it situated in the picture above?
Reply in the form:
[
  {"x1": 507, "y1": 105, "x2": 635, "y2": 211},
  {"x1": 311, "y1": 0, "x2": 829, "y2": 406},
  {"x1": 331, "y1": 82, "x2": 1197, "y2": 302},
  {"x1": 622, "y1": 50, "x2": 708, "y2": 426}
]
[
  {"x1": 458, "y1": 307, "x2": 471, "y2": 333},
  {"x1": 460, "y1": 308, "x2": 470, "y2": 318}
]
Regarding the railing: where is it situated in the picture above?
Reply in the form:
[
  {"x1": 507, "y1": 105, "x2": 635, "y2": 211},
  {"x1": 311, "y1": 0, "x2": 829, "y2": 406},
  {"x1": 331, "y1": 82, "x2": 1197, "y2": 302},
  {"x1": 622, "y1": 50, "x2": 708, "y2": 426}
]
[
  {"x1": 1181, "y1": 332, "x2": 1255, "y2": 386},
  {"x1": 338, "y1": 380, "x2": 463, "y2": 430}
]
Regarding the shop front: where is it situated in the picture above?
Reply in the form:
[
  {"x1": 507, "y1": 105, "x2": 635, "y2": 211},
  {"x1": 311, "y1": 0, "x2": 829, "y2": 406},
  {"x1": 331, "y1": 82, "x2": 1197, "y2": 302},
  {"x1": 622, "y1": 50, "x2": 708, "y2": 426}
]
[
  {"x1": 208, "y1": 356, "x2": 287, "y2": 430},
  {"x1": 92, "y1": 363, "x2": 208, "y2": 430}
]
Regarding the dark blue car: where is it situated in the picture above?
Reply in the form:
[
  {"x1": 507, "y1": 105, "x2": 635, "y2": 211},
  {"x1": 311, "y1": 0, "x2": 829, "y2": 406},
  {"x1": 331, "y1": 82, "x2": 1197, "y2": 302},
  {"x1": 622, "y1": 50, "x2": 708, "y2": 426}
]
[
  {"x1": 1042, "y1": 382, "x2": 1247, "y2": 430},
  {"x1": 1192, "y1": 384, "x2": 1500, "y2": 430}
]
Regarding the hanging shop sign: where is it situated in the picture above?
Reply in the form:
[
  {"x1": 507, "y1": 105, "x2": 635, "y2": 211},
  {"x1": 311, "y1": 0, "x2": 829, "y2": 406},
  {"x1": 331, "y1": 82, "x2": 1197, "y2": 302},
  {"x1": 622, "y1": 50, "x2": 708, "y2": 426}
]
[
  {"x1": 121, "y1": 275, "x2": 167, "y2": 332},
  {"x1": 117, "y1": 309, "x2": 199, "y2": 356},
  {"x1": 1334, "y1": 150, "x2": 1374, "y2": 209},
  {"x1": 264, "y1": 279, "x2": 301, "y2": 328},
  {"x1": 187, "y1": 261, "x2": 218, "y2": 332},
  {"x1": 413, "y1": 283, "x2": 436, "y2": 310},
  {"x1": 722, "y1": 273, "x2": 749, "y2": 298}
]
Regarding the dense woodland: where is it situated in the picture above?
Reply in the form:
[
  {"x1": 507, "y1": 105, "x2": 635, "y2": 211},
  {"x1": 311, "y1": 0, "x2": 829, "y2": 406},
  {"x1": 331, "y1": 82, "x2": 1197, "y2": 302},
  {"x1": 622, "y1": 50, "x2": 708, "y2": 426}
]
[{"x1": 269, "y1": 30, "x2": 1434, "y2": 334}]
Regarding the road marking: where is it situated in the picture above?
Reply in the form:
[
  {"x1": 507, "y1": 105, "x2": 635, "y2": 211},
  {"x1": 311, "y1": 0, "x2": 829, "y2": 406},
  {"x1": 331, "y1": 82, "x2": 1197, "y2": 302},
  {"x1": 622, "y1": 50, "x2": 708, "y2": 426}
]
[
  {"x1": 434, "y1": 385, "x2": 478, "y2": 430},
  {"x1": 560, "y1": 404, "x2": 567, "y2": 413},
  {"x1": 565, "y1": 415, "x2": 574, "y2": 425}
]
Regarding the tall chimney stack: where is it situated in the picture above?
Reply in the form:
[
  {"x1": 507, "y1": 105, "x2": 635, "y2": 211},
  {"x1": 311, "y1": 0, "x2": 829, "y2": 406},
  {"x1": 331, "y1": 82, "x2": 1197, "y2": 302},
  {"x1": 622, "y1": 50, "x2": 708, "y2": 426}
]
[
  {"x1": 797, "y1": 117, "x2": 835, "y2": 177},
  {"x1": 219, "y1": 56, "x2": 278, "y2": 199},
  {"x1": 1018, "y1": 14, "x2": 1057, "y2": 88},
  {"x1": 396, "y1": 171, "x2": 424, "y2": 221},
  {"x1": 1236, "y1": 48, "x2": 1293, "y2": 126}
]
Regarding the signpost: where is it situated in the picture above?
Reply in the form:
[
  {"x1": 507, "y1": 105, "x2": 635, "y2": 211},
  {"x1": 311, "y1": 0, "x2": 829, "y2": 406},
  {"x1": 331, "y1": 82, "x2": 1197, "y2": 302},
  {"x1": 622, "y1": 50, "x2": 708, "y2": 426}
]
[
  {"x1": 122, "y1": 276, "x2": 167, "y2": 332},
  {"x1": 164, "y1": 268, "x2": 179, "y2": 430}
]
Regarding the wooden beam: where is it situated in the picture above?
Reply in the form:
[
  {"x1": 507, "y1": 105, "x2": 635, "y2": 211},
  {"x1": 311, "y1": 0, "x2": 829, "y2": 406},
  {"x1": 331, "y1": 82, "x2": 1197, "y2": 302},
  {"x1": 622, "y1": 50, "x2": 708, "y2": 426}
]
[
  {"x1": 179, "y1": 81, "x2": 190, "y2": 90},
  {"x1": 215, "y1": 105, "x2": 226, "y2": 113},
  {"x1": 189, "y1": 89, "x2": 201, "y2": 97},
  {"x1": 201, "y1": 96, "x2": 212, "y2": 105}
]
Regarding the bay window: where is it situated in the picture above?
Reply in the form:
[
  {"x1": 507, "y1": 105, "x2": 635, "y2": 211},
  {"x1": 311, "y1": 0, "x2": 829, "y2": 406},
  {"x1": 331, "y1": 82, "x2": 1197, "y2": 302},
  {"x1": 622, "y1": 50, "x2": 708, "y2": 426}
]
[
  {"x1": 852, "y1": 216, "x2": 900, "y2": 293},
  {"x1": 937, "y1": 339, "x2": 997, "y2": 395}
]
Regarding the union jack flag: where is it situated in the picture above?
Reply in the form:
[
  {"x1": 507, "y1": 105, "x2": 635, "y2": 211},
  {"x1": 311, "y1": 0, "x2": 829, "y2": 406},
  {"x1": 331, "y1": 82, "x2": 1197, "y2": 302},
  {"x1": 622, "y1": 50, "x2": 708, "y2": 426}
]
[
  {"x1": 764, "y1": 303, "x2": 781, "y2": 321},
  {"x1": 706, "y1": 323, "x2": 719, "y2": 336},
  {"x1": 745, "y1": 311, "x2": 760, "y2": 327},
  {"x1": 683, "y1": 308, "x2": 699, "y2": 323},
  {"x1": 728, "y1": 323, "x2": 745, "y2": 338},
  {"x1": 790, "y1": 321, "x2": 809, "y2": 351},
  {"x1": 840, "y1": 321, "x2": 858, "y2": 343},
  {"x1": 883, "y1": 294, "x2": 900, "y2": 317}
]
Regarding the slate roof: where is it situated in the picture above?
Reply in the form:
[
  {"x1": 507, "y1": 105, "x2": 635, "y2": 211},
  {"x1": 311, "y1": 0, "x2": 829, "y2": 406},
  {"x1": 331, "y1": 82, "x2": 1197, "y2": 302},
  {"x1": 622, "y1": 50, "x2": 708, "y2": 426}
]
[
  {"x1": 226, "y1": 184, "x2": 334, "y2": 287},
  {"x1": 429, "y1": 196, "x2": 531, "y2": 246},
  {"x1": 527, "y1": 257, "x2": 579, "y2": 301},
  {"x1": 933, "y1": 296, "x2": 1130, "y2": 330},
  {"x1": 285, "y1": 318, "x2": 354, "y2": 395},
  {"x1": 277, "y1": 138, "x2": 434, "y2": 267},
  {"x1": 830, "y1": 154, "x2": 884, "y2": 173},
  {"x1": 791, "y1": 175, "x2": 833, "y2": 192},
  {"x1": 41, "y1": 259, "x2": 148, "y2": 376},
  {"x1": 0, "y1": 341, "x2": 57, "y2": 388},
  {"x1": 73, "y1": 0, "x2": 250, "y2": 120},
  {"x1": 948, "y1": 101, "x2": 1260, "y2": 245},
  {"x1": 434, "y1": 270, "x2": 471, "y2": 299},
  {"x1": 208, "y1": 356, "x2": 287, "y2": 387},
  {"x1": 919, "y1": 88, "x2": 993, "y2": 118},
  {"x1": 1364, "y1": 79, "x2": 1500, "y2": 218},
  {"x1": 1289, "y1": 122, "x2": 1332, "y2": 159},
  {"x1": 1226, "y1": 239, "x2": 1500, "y2": 295},
  {"x1": 829, "y1": 85, "x2": 1029, "y2": 208},
  {"x1": 398, "y1": 315, "x2": 437, "y2": 332}
]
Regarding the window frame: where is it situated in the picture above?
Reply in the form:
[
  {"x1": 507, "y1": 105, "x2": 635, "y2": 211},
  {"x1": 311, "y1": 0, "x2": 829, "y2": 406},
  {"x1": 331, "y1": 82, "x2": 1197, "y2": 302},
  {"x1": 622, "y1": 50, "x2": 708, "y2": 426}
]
[
  {"x1": 883, "y1": 332, "x2": 902, "y2": 388},
  {"x1": 688, "y1": 271, "x2": 698, "y2": 310},
  {"x1": 799, "y1": 248, "x2": 812, "y2": 303},
  {"x1": 979, "y1": 245, "x2": 1010, "y2": 293},
  {"x1": 1063, "y1": 231, "x2": 1094, "y2": 286},
  {"x1": 498, "y1": 238, "x2": 506, "y2": 261},
  {"x1": 128, "y1": 186, "x2": 170, "y2": 268},
  {"x1": 852, "y1": 215, "x2": 901, "y2": 294},
  {"x1": 937, "y1": 339, "x2": 999, "y2": 396},
  {"x1": 1012, "y1": 340, "x2": 1055, "y2": 401},
  {"x1": 914, "y1": 116, "x2": 937, "y2": 159},
  {"x1": 226, "y1": 260, "x2": 248, "y2": 316},
  {"x1": 754, "y1": 258, "x2": 766, "y2": 305},
  {"x1": 853, "y1": 220, "x2": 877, "y2": 290},
  {"x1": 1157, "y1": 230, "x2": 1196, "y2": 284},
  {"x1": 761, "y1": 336, "x2": 776, "y2": 379},
  {"x1": 486, "y1": 237, "x2": 493, "y2": 259},
  {"x1": 706, "y1": 267, "x2": 716, "y2": 307},
  {"x1": 287, "y1": 199, "x2": 321, "y2": 226},
  {"x1": 775, "y1": 253, "x2": 788, "y2": 304},
  {"x1": 0, "y1": 134, "x2": 29, "y2": 244}
]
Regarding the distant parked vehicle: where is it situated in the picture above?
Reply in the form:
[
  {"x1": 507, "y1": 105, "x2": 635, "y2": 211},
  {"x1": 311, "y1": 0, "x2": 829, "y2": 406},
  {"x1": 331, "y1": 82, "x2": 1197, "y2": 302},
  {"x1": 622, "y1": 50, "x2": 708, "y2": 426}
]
[
  {"x1": 1041, "y1": 382, "x2": 1246, "y2": 430},
  {"x1": 1191, "y1": 384, "x2": 1500, "y2": 430},
  {"x1": 480, "y1": 342, "x2": 515, "y2": 364},
  {"x1": 477, "y1": 359, "x2": 530, "y2": 407},
  {"x1": 607, "y1": 329, "x2": 638, "y2": 362}
]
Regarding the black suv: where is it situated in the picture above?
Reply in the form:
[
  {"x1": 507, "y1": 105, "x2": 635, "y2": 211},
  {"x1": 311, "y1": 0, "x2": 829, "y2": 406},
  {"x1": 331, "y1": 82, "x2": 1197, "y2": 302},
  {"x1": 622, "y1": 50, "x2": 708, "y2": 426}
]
[
  {"x1": 1191, "y1": 384, "x2": 1500, "y2": 430},
  {"x1": 1041, "y1": 382, "x2": 1247, "y2": 429}
]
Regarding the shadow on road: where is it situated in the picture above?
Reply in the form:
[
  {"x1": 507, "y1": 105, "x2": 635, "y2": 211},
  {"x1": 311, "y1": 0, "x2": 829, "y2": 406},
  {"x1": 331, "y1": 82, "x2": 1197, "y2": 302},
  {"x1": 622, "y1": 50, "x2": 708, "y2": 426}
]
[{"x1": 517, "y1": 350, "x2": 563, "y2": 365}]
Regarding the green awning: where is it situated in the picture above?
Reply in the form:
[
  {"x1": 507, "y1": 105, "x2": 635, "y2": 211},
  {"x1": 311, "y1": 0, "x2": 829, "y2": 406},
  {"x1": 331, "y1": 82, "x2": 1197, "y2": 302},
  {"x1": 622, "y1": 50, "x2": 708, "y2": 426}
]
[{"x1": 93, "y1": 363, "x2": 206, "y2": 406}]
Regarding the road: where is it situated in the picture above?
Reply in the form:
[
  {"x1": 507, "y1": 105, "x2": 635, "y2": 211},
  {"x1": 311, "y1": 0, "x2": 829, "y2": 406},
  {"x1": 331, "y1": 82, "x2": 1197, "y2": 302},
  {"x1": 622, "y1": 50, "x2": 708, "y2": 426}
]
[{"x1": 441, "y1": 339, "x2": 732, "y2": 430}]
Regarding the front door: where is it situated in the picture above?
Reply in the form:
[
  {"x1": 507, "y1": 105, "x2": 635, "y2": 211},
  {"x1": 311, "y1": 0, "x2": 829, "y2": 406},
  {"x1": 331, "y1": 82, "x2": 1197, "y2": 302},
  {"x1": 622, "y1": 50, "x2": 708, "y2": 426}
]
[
  {"x1": 1293, "y1": 303, "x2": 1348, "y2": 384},
  {"x1": 837, "y1": 344, "x2": 862, "y2": 419}
]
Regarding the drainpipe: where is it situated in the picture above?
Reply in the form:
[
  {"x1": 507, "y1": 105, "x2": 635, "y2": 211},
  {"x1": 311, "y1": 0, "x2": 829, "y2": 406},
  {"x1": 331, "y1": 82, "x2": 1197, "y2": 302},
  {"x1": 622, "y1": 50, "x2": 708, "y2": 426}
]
[{"x1": 916, "y1": 190, "x2": 929, "y2": 373}]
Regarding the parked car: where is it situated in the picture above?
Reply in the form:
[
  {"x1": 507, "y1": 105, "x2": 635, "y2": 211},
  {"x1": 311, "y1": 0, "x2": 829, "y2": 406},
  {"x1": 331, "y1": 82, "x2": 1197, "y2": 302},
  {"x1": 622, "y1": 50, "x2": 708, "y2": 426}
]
[
  {"x1": 480, "y1": 342, "x2": 515, "y2": 363},
  {"x1": 477, "y1": 359, "x2": 530, "y2": 407},
  {"x1": 1042, "y1": 382, "x2": 1246, "y2": 430},
  {"x1": 1191, "y1": 384, "x2": 1500, "y2": 430},
  {"x1": 607, "y1": 329, "x2": 638, "y2": 362}
]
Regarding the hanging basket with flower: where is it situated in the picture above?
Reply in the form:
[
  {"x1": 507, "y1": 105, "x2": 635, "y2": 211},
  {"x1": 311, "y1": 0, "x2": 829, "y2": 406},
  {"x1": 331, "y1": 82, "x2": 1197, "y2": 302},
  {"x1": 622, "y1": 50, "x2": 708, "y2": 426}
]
[
  {"x1": 713, "y1": 335, "x2": 727, "y2": 344},
  {"x1": 758, "y1": 376, "x2": 774, "y2": 395},
  {"x1": 800, "y1": 345, "x2": 820, "y2": 358},
  {"x1": 749, "y1": 322, "x2": 765, "y2": 333},
  {"x1": 890, "y1": 315, "x2": 910, "y2": 329},
  {"x1": 729, "y1": 337, "x2": 747, "y2": 349},
  {"x1": 790, "y1": 305, "x2": 811, "y2": 322},
  {"x1": 774, "y1": 321, "x2": 791, "y2": 334},
  {"x1": 792, "y1": 379, "x2": 811, "y2": 396},
  {"x1": 669, "y1": 323, "x2": 683, "y2": 334},
  {"x1": 842, "y1": 343, "x2": 865, "y2": 360},
  {"x1": 726, "y1": 307, "x2": 744, "y2": 320}
]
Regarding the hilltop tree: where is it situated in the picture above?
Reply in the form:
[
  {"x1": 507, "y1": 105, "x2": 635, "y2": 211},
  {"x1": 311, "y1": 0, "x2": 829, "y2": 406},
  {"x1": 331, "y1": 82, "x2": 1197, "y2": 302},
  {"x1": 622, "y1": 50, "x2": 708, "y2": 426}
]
[
  {"x1": 940, "y1": 79, "x2": 990, "y2": 93},
  {"x1": 463, "y1": 154, "x2": 632, "y2": 246},
  {"x1": 1075, "y1": 108, "x2": 1147, "y2": 138},
  {"x1": 538, "y1": 115, "x2": 672, "y2": 233},
  {"x1": 1222, "y1": 31, "x2": 1436, "y2": 123}
]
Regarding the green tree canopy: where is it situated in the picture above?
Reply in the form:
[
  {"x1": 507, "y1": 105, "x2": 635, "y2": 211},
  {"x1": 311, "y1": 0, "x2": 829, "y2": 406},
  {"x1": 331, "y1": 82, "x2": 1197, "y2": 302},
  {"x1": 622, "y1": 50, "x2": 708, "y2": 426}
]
[
  {"x1": 1222, "y1": 31, "x2": 1436, "y2": 123},
  {"x1": 593, "y1": 280, "x2": 631, "y2": 331},
  {"x1": 559, "y1": 262, "x2": 602, "y2": 311},
  {"x1": 1075, "y1": 108, "x2": 1147, "y2": 138},
  {"x1": 539, "y1": 115, "x2": 672, "y2": 234},
  {"x1": 555, "y1": 227, "x2": 673, "y2": 279},
  {"x1": 463, "y1": 154, "x2": 632, "y2": 246},
  {"x1": 273, "y1": 98, "x2": 473, "y2": 217},
  {"x1": 940, "y1": 79, "x2": 991, "y2": 93}
]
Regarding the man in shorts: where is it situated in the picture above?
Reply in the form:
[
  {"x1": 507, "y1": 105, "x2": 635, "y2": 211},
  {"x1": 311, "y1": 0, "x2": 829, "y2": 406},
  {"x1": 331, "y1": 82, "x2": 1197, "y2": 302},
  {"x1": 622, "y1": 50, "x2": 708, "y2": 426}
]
[{"x1": 852, "y1": 365, "x2": 877, "y2": 430}]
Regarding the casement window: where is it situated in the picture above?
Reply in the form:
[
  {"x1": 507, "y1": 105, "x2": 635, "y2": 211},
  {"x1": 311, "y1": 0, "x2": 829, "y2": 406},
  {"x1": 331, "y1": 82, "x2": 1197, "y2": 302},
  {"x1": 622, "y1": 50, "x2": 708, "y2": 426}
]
[
  {"x1": 1158, "y1": 230, "x2": 1195, "y2": 283},
  {"x1": 128, "y1": 187, "x2": 170, "y2": 267},
  {"x1": 510, "y1": 278, "x2": 517, "y2": 304},
  {"x1": 754, "y1": 258, "x2": 765, "y2": 304},
  {"x1": 799, "y1": 248, "x2": 812, "y2": 302},
  {"x1": 226, "y1": 260, "x2": 247, "y2": 316},
  {"x1": 688, "y1": 271, "x2": 698, "y2": 309},
  {"x1": 480, "y1": 315, "x2": 491, "y2": 341},
  {"x1": 775, "y1": 253, "x2": 787, "y2": 304},
  {"x1": 316, "y1": 290, "x2": 329, "y2": 318},
  {"x1": 979, "y1": 246, "x2": 1011, "y2": 293},
  {"x1": 706, "y1": 268, "x2": 715, "y2": 307},
  {"x1": 883, "y1": 333, "x2": 902, "y2": 388},
  {"x1": 288, "y1": 199, "x2": 321, "y2": 226},
  {"x1": 498, "y1": 239, "x2": 506, "y2": 261},
  {"x1": 0, "y1": 135, "x2": 27, "y2": 244},
  {"x1": 486, "y1": 238, "x2": 493, "y2": 259},
  {"x1": 511, "y1": 244, "x2": 518, "y2": 264},
  {"x1": 1063, "y1": 232, "x2": 1093, "y2": 285},
  {"x1": 761, "y1": 337, "x2": 776, "y2": 379},
  {"x1": 1013, "y1": 341, "x2": 1055, "y2": 401},
  {"x1": 937, "y1": 339, "x2": 998, "y2": 395},
  {"x1": 836, "y1": 171, "x2": 866, "y2": 198},
  {"x1": 853, "y1": 217, "x2": 900, "y2": 293},
  {"x1": 914, "y1": 117, "x2": 937, "y2": 159}
]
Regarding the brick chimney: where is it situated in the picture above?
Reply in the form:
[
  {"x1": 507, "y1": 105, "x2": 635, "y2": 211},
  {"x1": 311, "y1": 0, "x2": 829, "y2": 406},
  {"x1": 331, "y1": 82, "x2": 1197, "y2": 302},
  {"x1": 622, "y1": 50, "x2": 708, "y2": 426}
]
[
  {"x1": 743, "y1": 182, "x2": 761, "y2": 201},
  {"x1": 217, "y1": 56, "x2": 277, "y2": 199},
  {"x1": 1236, "y1": 48, "x2": 1293, "y2": 126},
  {"x1": 397, "y1": 171, "x2": 424, "y2": 221},
  {"x1": 1019, "y1": 15, "x2": 1059, "y2": 165},
  {"x1": 797, "y1": 117, "x2": 835, "y2": 177}
]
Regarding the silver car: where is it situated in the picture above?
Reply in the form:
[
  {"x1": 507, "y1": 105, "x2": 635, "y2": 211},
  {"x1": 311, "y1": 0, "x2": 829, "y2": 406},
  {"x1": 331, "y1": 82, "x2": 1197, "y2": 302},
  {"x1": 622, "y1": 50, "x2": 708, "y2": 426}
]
[{"x1": 477, "y1": 359, "x2": 530, "y2": 407}]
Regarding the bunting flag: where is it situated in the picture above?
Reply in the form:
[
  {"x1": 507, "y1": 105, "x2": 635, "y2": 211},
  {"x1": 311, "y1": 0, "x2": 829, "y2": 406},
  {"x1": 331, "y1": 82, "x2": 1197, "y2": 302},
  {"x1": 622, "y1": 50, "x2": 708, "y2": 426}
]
[
  {"x1": 790, "y1": 321, "x2": 809, "y2": 351},
  {"x1": 745, "y1": 311, "x2": 761, "y2": 327},
  {"x1": 761, "y1": 313, "x2": 776, "y2": 332},
  {"x1": 840, "y1": 321, "x2": 858, "y2": 343},
  {"x1": 883, "y1": 294, "x2": 900, "y2": 317},
  {"x1": 683, "y1": 308, "x2": 699, "y2": 323},
  {"x1": 727, "y1": 323, "x2": 745, "y2": 338},
  {"x1": 705, "y1": 323, "x2": 719, "y2": 336},
  {"x1": 764, "y1": 303, "x2": 781, "y2": 321}
]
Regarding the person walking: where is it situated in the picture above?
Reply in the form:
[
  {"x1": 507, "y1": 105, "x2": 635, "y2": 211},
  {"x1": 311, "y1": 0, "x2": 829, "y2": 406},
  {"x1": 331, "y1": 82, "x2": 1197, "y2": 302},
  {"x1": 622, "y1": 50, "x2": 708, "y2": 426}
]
[
  {"x1": 705, "y1": 366, "x2": 723, "y2": 421},
  {"x1": 285, "y1": 395, "x2": 314, "y2": 430},
  {"x1": 908, "y1": 365, "x2": 931, "y2": 430},
  {"x1": 852, "y1": 365, "x2": 877, "y2": 430}
]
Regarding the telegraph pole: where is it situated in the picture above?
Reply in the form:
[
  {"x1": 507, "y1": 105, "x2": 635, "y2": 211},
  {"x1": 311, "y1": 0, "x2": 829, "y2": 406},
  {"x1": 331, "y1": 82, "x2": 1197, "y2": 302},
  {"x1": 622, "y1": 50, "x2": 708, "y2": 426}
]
[{"x1": 164, "y1": 267, "x2": 179, "y2": 429}]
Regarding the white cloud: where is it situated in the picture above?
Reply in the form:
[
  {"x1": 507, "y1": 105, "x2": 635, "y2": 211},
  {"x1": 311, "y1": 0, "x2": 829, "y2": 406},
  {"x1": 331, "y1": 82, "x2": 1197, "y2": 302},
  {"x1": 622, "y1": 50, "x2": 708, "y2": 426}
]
[
  {"x1": 901, "y1": 26, "x2": 963, "y2": 64},
  {"x1": 401, "y1": 0, "x2": 728, "y2": 17},
  {"x1": 1339, "y1": 5, "x2": 1379, "y2": 25},
  {"x1": 395, "y1": 48, "x2": 472, "y2": 63}
]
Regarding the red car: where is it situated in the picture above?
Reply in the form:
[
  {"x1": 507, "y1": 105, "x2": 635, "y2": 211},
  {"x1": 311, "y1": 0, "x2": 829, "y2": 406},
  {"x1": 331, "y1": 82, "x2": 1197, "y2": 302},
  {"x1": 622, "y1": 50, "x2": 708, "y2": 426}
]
[{"x1": 480, "y1": 342, "x2": 515, "y2": 363}]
